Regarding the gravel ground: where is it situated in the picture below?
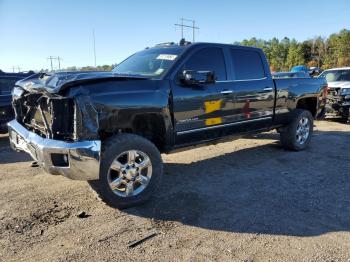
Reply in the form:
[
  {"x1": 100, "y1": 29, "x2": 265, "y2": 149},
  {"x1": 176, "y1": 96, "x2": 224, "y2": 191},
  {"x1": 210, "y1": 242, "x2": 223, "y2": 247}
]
[{"x1": 0, "y1": 120, "x2": 350, "y2": 262}]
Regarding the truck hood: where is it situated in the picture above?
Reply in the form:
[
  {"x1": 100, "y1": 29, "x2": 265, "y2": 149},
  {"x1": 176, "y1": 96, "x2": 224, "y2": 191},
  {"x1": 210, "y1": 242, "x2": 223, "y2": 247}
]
[
  {"x1": 15, "y1": 71, "x2": 148, "y2": 94},
  {"x1": 327, "y1": 81, "x2": 350, "y2": 89}
]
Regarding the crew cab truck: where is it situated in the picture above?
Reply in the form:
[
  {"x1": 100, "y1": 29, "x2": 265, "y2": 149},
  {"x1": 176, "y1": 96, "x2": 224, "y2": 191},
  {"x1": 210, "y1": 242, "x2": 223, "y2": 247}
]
[{"x1": 8, "y1": 42, "x2": 327, "y2": 208}]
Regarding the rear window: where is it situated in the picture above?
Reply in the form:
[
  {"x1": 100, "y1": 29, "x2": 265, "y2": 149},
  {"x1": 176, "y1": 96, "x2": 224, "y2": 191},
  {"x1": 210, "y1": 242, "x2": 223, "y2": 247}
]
[{"x1": 230, "y1": 49, "x2": 265, "y2": 80}]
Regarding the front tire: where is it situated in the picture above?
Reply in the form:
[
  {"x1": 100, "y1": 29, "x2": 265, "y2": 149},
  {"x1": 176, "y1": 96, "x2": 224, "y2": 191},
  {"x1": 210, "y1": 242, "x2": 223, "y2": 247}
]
[
  {"x1": 89, "y1": 134, "x2": 163, "y2": 209},
  {"x1": 280, "y1": 109, "x2": 314, "y2": 151}
]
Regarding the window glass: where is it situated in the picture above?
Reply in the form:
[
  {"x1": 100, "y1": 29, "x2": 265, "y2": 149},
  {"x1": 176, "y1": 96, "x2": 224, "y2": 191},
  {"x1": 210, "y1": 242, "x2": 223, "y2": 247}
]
[
  {"x1": 113, "y1": 47, "x2": 183, "y2": 77},
  {"x1": 318, "y1": 70, "x2": 350, "y2": 82},
  {"x1": 230, "y1": 49, "x2": 265, "y2": 80},
  {"x1": 183, "y1": 47, "x2": 227, "y2": 81}
]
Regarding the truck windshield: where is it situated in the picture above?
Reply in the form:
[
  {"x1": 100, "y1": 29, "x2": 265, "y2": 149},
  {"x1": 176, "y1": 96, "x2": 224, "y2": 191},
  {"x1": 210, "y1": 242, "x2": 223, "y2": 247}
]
[
  {"x1": 319, "y1": 70, "x2": 350, "y2": 82},
  {"x1": 112, "y1": 47, "x2": 183, "y2": 77}
]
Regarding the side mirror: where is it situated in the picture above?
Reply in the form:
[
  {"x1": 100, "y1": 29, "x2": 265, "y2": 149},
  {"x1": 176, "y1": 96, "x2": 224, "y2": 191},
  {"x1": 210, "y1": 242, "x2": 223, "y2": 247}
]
[{"x1": 181, "y1": 70, "x2": 215, "y2": 86}]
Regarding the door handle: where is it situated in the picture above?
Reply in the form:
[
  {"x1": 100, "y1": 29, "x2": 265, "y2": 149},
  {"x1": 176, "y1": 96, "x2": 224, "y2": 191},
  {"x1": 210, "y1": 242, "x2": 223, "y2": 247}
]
[
  {"x1": 263, "y1": 87, "x2": 273, "y2": 91},
  {"x1": 221, "y1": 90, "x2": 233, "y2": 94}
]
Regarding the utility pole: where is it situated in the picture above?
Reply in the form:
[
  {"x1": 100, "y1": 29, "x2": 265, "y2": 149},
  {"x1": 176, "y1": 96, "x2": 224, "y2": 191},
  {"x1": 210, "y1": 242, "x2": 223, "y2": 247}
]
[
  {"x1": 48, "y1": 56, "x2": 54, "y2": 71},
  {"x1": 47, "y1": 56, "x2": 62, "y2": 71},
  {"x1": 175, "y1": 18, "x2": 199, "y2": 42},
  {"x1": 93, "y1": 29, "x2": 97, "y2": 67}
]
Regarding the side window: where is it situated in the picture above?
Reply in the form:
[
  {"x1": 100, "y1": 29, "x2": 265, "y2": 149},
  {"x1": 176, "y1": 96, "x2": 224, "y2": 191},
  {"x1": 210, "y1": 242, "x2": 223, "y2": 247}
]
[
  {"x1": 230, "y1": 49, "x2": 265, "y2": 80},
  {"x1": 182, "y1": 47, "x2": 227, "y2": 81}
]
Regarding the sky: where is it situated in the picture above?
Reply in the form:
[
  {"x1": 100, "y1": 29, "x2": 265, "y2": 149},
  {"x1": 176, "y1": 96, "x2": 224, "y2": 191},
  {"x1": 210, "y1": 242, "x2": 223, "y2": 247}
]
[{"x1": 0, "y1": 0, "x2": 350, "y2": 71}]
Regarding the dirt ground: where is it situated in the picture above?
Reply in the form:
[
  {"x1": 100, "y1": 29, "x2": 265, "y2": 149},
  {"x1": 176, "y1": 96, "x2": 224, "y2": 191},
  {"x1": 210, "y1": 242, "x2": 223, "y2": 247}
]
[{"x1": 0, "y1": 120, "x2": 350, "y2": 262}]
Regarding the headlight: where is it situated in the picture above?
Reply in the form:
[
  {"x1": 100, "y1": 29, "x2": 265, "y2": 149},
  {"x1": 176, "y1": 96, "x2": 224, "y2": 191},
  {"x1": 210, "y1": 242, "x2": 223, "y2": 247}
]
[
  {"x1": 11, "y1": 86, "x2": 24, "y2": 99},
  {"x1": 340, "y1": 88, "x2": 350, "y2": 95}
]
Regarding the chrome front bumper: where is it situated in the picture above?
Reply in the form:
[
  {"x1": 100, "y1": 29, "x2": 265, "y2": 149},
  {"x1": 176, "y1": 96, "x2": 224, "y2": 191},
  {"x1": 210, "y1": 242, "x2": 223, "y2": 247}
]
[{"x1": 8, "y1": 120, "x2": 101, "y2": 180}]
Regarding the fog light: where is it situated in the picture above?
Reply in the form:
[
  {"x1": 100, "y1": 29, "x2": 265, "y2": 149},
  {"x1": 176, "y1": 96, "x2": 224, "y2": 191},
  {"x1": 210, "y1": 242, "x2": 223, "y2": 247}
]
[{"x1": 51, "y1": 153, "x2": 69, "y2": 167}]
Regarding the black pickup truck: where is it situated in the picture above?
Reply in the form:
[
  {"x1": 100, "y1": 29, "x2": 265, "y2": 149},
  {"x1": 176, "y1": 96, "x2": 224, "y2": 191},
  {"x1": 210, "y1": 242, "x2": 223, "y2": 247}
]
[
  {"x1": 0, "y1": 71, "x2": 34, "y2": 132},
  {"x1": 8, "y1": 42, "x2": 327, "y2": 208}
]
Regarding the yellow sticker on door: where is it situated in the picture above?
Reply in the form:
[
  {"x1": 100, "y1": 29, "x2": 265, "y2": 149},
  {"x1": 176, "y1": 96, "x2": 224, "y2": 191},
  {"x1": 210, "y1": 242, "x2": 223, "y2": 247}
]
[
  {"x1": 204, "y1": 100, "x2": 222, "y2": 113},
  {"x1": 204, "y1": 100, "x2": 222, "y2": 126}
]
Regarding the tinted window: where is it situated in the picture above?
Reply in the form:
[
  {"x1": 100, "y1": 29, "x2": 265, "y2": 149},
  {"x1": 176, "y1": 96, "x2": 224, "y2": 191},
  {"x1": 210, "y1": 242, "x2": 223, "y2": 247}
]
[
  {"x1": 230, "y1": 49, "x2": 265, "y2": 80},
  {"x1": 183, "y1": 47, "x2": 227, "y2": 80}
]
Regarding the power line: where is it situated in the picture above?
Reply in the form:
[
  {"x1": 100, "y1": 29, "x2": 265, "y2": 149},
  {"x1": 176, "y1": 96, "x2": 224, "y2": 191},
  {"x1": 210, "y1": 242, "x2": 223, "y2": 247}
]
[
  {"x1": 175, "y1": 18, "x2": 199, "y2": 42},
  {"x1": 47, "y1": 56, "x2": 62, "y2": 71},
  {"x1": 11, "y1": 66, "x2": 21, "y2": 72}
]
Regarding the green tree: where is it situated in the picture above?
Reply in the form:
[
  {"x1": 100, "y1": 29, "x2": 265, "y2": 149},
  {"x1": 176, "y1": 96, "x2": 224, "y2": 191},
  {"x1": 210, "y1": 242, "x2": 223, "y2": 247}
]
[{"x1": 286, "y1": 40, "x2": 305, "y2": 70}]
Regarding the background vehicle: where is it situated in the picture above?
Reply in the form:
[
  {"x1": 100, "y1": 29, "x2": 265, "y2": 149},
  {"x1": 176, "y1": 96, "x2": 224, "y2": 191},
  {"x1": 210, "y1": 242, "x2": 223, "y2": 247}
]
[
  {"x1": 309, "y1": 66, "x2": 321, "y2": 76},
  {"x1": 8, "y1": 42, "x2": 327, "y2": 208},
  {"x1": 0, "y1": 70, "x2": 34, "y2": 132},
  {"x1": 273, "y1": 71, "x2": 311, "y2": 79},
  {"x1": 318, "y1": 67, "x2": 350, "y2": 121},
  {"x1": 291, "y1": 65, "x2": 309, "y2": 73}
]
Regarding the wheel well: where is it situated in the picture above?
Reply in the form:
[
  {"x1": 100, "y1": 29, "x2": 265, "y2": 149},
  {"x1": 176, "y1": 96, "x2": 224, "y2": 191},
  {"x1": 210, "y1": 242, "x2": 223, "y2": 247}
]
[
  {"x1": 296, "y1": 97, "x2": 317, "y2": 117},
  {"x1": 132, "y1": 114, "x2": 166, "y2": 151}
]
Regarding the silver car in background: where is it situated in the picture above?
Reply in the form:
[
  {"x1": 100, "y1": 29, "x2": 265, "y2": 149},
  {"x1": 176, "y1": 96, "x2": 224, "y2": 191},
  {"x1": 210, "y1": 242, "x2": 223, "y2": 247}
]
[{"x1": 318, "y1": 67, "x2": 350, "y2": 121}]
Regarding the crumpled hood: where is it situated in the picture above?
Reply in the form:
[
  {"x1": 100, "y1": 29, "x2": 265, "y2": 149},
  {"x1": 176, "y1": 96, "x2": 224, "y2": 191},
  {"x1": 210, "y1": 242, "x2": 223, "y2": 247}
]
[
  {"x1": 327, "y1": 81, "x2": 350, "y2": 89},
  {"x1": 15, "y1": 71, "x2": 147, "y2": 94}
]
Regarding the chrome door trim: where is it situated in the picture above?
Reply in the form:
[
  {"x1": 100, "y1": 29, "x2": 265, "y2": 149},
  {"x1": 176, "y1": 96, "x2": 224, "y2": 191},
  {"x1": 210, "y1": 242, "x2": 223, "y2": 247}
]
[{"x1": 176, "y1": 116, "x2": 273, "y2": 135}]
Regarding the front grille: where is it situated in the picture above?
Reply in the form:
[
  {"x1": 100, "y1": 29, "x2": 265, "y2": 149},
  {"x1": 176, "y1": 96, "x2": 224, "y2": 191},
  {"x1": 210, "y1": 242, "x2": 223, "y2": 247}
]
[
  {"x1": 328, "y1": 87, "x2": 341, "y2": 97},
  {"x1": 13, "y1": 92, "x2": 74, "y2": 141}
]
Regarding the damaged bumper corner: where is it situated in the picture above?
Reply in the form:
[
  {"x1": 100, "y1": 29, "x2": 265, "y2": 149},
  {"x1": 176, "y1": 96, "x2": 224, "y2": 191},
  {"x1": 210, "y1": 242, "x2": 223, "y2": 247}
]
[{"x1": 8, "y1": 120, "x2": 101, "y2": 180}]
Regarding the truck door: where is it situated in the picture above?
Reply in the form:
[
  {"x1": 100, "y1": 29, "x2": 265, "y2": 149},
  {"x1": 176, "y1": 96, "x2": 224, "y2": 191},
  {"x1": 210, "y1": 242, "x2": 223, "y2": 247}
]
[
  {"x1": 223, "y1": 48, "x2": 275, "y2": 133},
  {"x1": 171, "y1": 46, "x2": 231, "y2": 145}
]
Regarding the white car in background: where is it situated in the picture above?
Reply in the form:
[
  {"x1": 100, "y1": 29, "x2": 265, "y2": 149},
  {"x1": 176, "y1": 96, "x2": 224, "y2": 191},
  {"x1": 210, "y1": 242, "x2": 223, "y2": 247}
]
[{"x1": 318, "y1": 67, "x2": 350, "y2": 121}]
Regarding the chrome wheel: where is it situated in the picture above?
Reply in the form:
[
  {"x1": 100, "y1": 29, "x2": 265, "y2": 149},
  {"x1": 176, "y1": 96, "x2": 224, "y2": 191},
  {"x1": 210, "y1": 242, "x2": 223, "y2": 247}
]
[
  {"x1": 296, "y1": 117, "x2": 310, "y2": 145},
  {"x1": 107, "y1": 150, "x2": 152, "y2": 197}
]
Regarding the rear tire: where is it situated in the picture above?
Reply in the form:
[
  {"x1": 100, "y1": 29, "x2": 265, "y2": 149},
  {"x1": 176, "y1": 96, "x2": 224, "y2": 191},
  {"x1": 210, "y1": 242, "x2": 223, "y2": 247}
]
[
  {"x1": 280, "y1": 109, "x2": 313, "y2": 151},
  {"x1": 89, "y1": 133, "x2": 163, "y2": 209}
]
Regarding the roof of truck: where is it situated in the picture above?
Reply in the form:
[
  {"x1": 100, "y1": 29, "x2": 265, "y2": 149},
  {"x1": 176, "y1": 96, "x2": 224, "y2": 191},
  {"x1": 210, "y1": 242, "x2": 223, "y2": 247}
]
[{"x1": 154, "y1": 41, "x2": 263, "y2": 52}]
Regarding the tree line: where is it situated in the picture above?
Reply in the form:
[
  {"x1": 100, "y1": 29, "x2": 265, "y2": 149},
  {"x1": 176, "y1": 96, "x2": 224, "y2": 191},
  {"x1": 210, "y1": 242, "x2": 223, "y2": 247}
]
[
  {"x1": 65, "y1": 64, "x2": 115, "y2": 72},
  {"x1": 234, "y1": 29, "x2": 350, "y2": 72},
  {"x1": 62, "y1": 29, "x2": 350, "y2": 73}
]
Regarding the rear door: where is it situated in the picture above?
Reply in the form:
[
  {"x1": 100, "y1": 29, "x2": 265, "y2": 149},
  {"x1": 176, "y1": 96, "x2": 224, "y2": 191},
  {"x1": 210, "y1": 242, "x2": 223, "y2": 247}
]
[{"x1": 225, "y1": 48, "x2": 275, "y2": 132}]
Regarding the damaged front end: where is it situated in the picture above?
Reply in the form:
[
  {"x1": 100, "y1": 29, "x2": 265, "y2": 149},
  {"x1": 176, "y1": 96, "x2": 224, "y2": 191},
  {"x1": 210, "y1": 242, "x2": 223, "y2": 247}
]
[
  {"x1": 326, "y1": 87, "x2": 350, "y2": 120},
  {"x1": 12, "y1": 89, "x2": 75, "y2": 140},
  {"x1": 8, "y1": 82, "x2": 101, "y2": 180}
]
